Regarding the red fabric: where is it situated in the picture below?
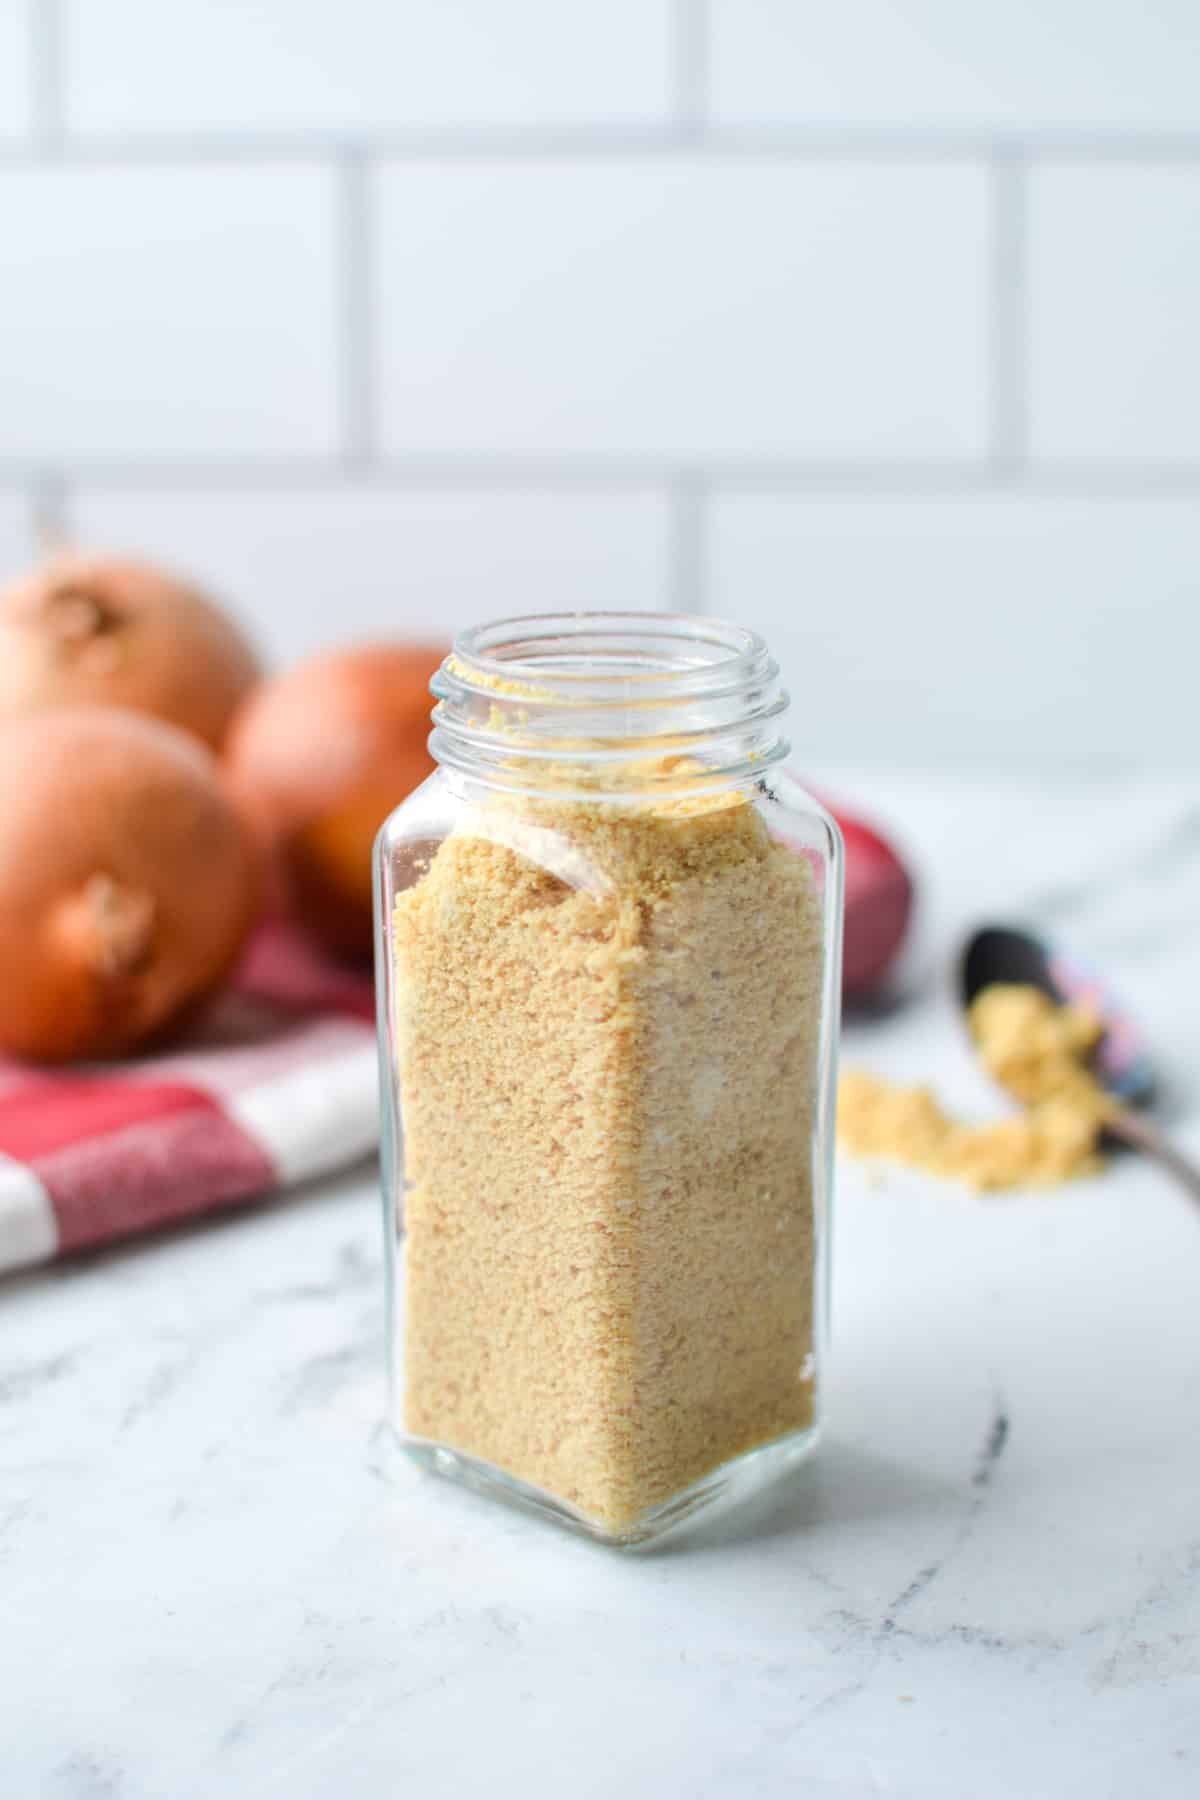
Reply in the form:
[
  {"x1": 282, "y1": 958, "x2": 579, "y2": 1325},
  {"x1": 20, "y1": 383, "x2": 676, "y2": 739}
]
[
  {"x1": 48, "y1": 1103, "x2": 276, "y2": 1254},
  {"x1": 0, "y1": 920, "x2": 377, "y2": 1271},
  {"x1": 0, "y1": 1078, "x2": 212, "y2": 1161}
]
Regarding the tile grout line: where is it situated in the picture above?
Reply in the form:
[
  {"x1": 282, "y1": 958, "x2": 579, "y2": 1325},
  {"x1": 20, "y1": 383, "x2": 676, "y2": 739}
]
[
  {"x1": 5, "y1": 130, "x2": 1200, "y2": 168},
  {"x1": 989, "y1": 148, "x2": 1029, "y2": 477},
  {"x1": 31, "y1": 0, "x2": 64, "y2": 154},
  {"x1": 674, "y1": 0, "x2": 710, "y2": 142},
  {"x1": 669, "y1": 475, "x2": 709, "y2": 615},
  {"x1": 337, "y1": 147, "x2": 376, "y2": 467},
  {"x1": 30, "y1": 470, "x2": 69, "y2": 555},
  {"x1": 6, "y1": 460, "x2": 1200, "y2": 496}
]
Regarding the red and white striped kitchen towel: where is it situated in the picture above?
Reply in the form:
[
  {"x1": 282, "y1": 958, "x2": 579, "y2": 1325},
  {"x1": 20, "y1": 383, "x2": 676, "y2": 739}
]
[{"x1": 0, "y1": 922, "x2": 379, "y2": 1276}]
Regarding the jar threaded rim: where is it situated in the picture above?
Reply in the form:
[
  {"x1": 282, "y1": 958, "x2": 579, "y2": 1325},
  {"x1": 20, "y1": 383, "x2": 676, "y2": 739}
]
[{"x1": 430, "y1": 611, "x2": 790, "y2": 790}]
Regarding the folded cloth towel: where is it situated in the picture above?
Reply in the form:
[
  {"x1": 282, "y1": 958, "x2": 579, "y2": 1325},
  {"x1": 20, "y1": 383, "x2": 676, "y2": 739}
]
[{"x1": 0, "y1": 922, "x2": 378, "y2": 1276}]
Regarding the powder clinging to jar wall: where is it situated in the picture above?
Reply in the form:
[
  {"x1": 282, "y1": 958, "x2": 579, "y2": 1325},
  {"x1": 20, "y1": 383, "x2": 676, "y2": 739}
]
[{"x1": 392, "y1": 774, "x2": 826, "y2": 1534}]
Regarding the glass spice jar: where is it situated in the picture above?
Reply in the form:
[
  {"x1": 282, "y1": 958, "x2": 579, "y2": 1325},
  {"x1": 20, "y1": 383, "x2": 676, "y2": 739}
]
[{"x1": 375, "y1": 613, "x2": 842, "y2": 1547}]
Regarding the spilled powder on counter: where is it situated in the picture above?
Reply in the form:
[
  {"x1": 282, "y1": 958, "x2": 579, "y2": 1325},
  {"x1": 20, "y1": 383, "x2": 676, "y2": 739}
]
[
  {"x1": 838, "y1": 983, "x2": 1116, "y2": 1192},
  {"x1": 393, "y1": 772, "x2": 825, "y2": 1532}
]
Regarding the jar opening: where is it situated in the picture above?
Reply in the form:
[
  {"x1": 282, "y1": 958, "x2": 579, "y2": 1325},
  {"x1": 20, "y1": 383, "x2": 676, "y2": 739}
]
[
  {"x1": 430, "y1": 611, "x2": 790, "y2": 790},
  {"x1": 455, "y1": 612, "x2": 763, "y2": 688}
]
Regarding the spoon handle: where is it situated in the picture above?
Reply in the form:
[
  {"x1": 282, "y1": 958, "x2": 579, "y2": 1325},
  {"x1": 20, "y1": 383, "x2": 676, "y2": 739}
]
[{"x1": 1107, "y1": 1109, "x2": 1200, "y2": 1213}]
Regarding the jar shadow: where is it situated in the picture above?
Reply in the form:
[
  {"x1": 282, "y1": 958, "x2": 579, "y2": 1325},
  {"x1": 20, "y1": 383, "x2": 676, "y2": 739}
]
[{"x1": 646, "y1": 1437, "x2": 956, "y2": 1558}]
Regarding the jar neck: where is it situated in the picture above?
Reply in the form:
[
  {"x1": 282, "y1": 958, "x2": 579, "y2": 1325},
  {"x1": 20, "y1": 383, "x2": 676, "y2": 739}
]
[{"x1": 429, "y1": 612, "x2": 790, "y2": 793}]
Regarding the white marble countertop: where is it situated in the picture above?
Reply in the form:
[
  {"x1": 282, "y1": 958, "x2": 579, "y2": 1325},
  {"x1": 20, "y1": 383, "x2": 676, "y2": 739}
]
[{"x1": 4, "y1": 770, "x2": 1200, "y2": 1799}]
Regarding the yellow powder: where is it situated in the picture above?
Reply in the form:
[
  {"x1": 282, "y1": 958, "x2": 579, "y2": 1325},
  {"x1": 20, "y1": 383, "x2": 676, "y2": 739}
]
[
  {"x1": 968, "y1": 983, "x2": 1113, "y2": 1126},
  {"x1": 393, "y1": 775, "x2": 825, "y2": 1533},
  {"x1": 838, "y1": 984, "x2": 1116, "y2": 1192},
  {"x1": 444, "y1": 653, "x2": 556, "y2": 702}
]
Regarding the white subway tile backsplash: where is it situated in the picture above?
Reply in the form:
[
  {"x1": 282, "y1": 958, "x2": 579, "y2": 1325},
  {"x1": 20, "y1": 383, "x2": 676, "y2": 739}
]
[
  {"x1": 1030, "y1": 165, "x2": 1200, "y2": 463},
  {"x1": 0, "y1": 2, "x2": 1188, "y2": 769},
  {"x1": 0, "y1": 1, "x2": 33, "y2": 142},
  {"x1": 0, "y1": 490, "x2": 35, "y2": 585},
  {"x1": 710, "y1": 0, "x2": 1200, "y2": 133},
  {"x1": 64, "y1": 0, "x2": 673, "y2": 134},
  {"x1": 710, "y1": 496, "x2": 1200, "y2": 763},
  {"x1": 375, "y1": 160, "x2": 989, "y2": 460},
  {"x1": 0, "y1": 166, "x2": 340, "y2": 460},
  {"x1": 66, "y1": 486, "x2": 673, "y2": 663}
]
